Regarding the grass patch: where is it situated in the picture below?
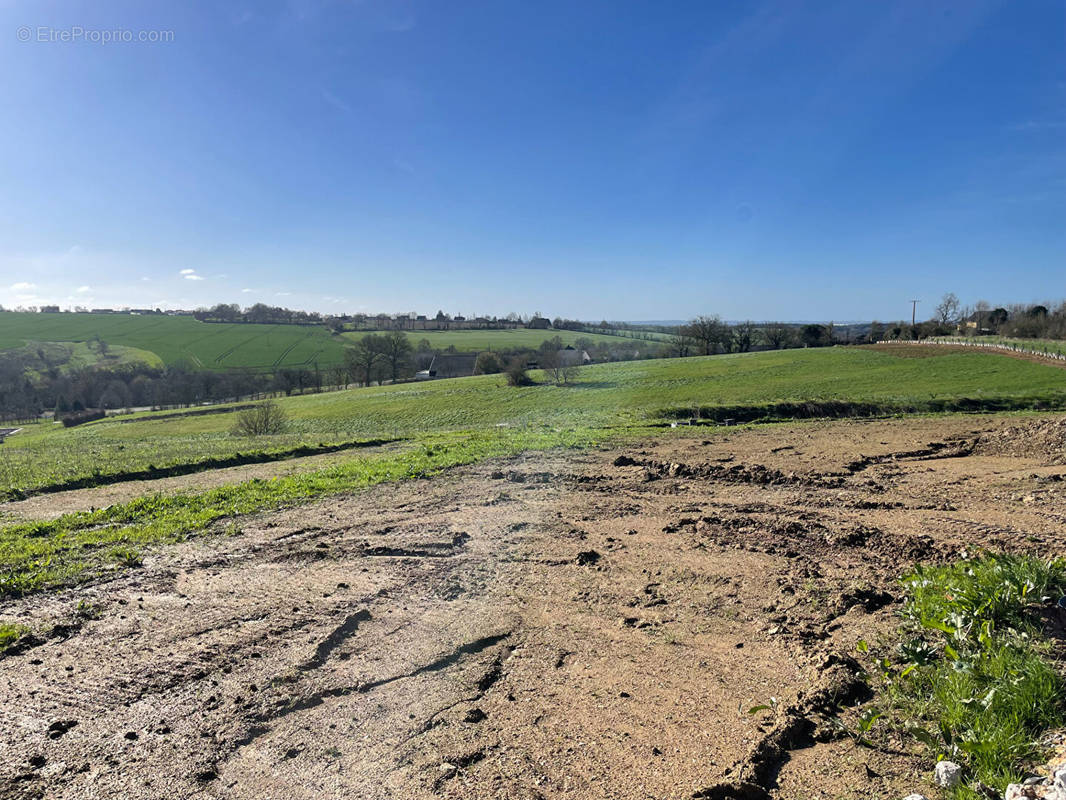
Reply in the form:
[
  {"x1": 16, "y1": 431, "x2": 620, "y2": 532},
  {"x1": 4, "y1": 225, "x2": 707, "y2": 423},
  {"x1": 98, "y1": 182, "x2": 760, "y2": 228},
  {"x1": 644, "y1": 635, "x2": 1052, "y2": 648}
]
[
  {"x1": 0, "y1": 622, "x2": 29, "y2": 654},
  {"x1": 0, "y1": 436, "x2": 399, "y2": 501},
  {"x1": 659, "y1": 395, "x2": 1066, "y2": 423},
  {"x1": 0, "y1": 427, "x2": 604, "y2": 596},
  {"x1": 868, "y1": 554, "x2": 1066, "y2": 798}
]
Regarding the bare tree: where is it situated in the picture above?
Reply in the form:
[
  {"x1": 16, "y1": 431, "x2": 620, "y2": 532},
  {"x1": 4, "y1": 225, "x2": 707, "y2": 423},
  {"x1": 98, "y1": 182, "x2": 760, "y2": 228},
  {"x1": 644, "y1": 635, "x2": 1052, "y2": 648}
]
[
  {"x1": 669, "y1": 330, "x2": 697, "y2": 357},
  {"x1": 540, "y1": 349, "x2": 566, "y2": 384},
  {"x1": 686, "y1": 315, "x2": 726, "y2": 355},
  {"x1": 731, "y1": 320, "x2": 756, "y2": 353},
  {"x1": 379, "y1": 330, "x2": 414, "y2": 382},
  {"x1": 233, "y1": 401, "x2": 287, "y2": 436},
  {"x1": 327, "y1": 363, "x2": 349, "y2": 390},
  {"x1": 761, "y1": 322, "x2": 793, "y2": 350},
  {"x1": 344, "y1": 335, "x2": 386, "y2": 386},
  {"x1": 935, "y1": 292, "x2": 961, "y2": 326}
]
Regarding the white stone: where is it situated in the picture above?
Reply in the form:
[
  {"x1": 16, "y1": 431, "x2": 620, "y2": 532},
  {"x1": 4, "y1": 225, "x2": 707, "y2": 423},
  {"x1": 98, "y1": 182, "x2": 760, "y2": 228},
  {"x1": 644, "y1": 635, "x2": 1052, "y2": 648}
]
[
  {"x1": 1005, "y1": 782, "x2": 1066, "y2": 800},
  {"x1": 934, "y1": 760, "x2": 962, "y2": 788},
  {"x1": 902, "y1": 794, "x2": 928, "y2": 800}
]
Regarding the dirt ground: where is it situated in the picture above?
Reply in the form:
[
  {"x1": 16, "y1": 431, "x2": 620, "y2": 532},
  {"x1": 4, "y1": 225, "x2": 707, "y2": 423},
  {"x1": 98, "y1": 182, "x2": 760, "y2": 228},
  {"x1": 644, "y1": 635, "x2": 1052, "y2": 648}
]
[{"x1": 1, "y1": 414, "x2": 1064, "y2": 800}]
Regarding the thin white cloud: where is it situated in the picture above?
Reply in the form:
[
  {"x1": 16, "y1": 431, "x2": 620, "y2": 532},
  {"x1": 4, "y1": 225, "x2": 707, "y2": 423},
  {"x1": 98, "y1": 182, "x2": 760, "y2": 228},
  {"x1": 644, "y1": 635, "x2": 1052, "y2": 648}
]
[
  {"x1": 1008, "y1": 120, "x2": 1066, "y2": 132},
  {"x1": 321, "y1": 88, "x2": 354, "y2": 115},
  {"x1": 11, "y1": 281, "x2": 36, "y2": 290},
  {"x1": 275, "y1": 291, "x2": 292, "y2": 297},
  {"x1": 184, "y1": 274, "x2": 205, "y2": 281},
  {"x1": 179, "y1": 268, "x2": 196, "y2": 275},
  {"x1": 241, "y1": 288, "x2": 254, "y2": 293},
  {"x1": 75, "y1": 285, "x2": 91, "y2": 293}
]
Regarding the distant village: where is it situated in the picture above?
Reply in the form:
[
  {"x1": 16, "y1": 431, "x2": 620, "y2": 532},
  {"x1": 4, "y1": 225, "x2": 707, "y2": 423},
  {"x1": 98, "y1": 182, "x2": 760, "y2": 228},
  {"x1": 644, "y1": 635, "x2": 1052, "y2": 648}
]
[{"x1": 2, "y1": 304, "x2": 591, "y2": 333}]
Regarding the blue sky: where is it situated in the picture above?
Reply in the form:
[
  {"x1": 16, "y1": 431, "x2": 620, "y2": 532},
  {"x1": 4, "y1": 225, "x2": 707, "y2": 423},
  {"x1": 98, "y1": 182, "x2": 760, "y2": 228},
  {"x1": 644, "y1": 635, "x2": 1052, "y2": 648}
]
[{"x1": 1, "y1": 0, "x2": 1062, "y2": 321}]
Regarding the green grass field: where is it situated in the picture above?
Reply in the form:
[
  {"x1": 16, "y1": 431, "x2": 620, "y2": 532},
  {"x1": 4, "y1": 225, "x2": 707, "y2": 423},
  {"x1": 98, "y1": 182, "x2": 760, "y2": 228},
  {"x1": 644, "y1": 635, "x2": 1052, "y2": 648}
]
[
  {"x1": 341, "y1": 327, "x2": 655, "y2": 351},
  {"x1": 8, "y1": 340, "x2": 163, "y2": 378},
  {"x1": 0, "y1": 312, "x2": 347, "y2": 371},
  {"x1": 0, "y1": 313, "x2": 654, "y2": 371},
  {"x1": 3, "y1": 346, "x2": 1063, "y2": 497}
]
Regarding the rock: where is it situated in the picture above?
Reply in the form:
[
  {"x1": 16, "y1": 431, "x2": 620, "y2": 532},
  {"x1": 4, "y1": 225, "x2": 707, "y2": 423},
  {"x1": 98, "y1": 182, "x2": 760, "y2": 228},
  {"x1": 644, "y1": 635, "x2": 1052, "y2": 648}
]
[
  {"x1": 612, "y1": 455, "x2": 637, "y2": 467},
  {"x1": 463, "y1": 707, "x2": 487, "y2": 723},
  {"x1": 439, "y1": 762, "x2": 456, "y2": 773},
  {"x1": 576, "y1": 550, "x2": 600, "y2": 566},
  {"x1": 934, "y1": 760, "x2": 962, "y2": 788},
  {"x1": 901, "y1": 794, "x2": 928, "y2": 800},
  {"x1": 46, "y1": 720, "x2": 78, "y2": 740}
]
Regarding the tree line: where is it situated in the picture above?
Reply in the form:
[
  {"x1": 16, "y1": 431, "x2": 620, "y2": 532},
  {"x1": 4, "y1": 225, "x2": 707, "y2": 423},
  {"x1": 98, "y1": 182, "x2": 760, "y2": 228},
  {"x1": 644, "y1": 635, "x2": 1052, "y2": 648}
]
[
  {"x1": 667, "y1": 316, "x2": 846, "y2": 356},
  {"x1": 874, "y1": 294, "x2": 1066, "y2": 341}
]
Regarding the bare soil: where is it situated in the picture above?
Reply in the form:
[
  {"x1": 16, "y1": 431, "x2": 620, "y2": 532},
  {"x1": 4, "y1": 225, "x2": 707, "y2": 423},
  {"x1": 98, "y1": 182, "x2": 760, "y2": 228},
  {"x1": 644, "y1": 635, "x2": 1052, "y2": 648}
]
[
  {"x1": 1, "y1": 415, "x2": 1063, "y2": 800},
  {"x1": 868, "y1": 341, "x2": 1066, "y2": 370}
]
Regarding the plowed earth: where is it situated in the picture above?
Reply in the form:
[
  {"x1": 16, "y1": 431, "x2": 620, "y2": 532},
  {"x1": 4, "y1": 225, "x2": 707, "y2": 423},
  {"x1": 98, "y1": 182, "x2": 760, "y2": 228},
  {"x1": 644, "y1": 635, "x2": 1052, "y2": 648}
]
[{"x1": 1, "y1": 415, "x2": 1064, "y2": 800}]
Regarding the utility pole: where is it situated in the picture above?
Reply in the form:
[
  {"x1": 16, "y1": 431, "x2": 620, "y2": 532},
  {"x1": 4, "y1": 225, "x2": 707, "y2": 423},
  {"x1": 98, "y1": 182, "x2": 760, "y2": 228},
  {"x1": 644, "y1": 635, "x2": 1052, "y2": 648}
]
[{"x1": 910, "y1": 299, "x2": 919, "y2": 328}]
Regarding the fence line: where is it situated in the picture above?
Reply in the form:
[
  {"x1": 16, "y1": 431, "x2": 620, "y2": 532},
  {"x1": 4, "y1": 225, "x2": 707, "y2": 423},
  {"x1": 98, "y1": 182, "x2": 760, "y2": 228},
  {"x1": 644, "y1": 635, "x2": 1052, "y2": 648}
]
[{"x1": 878, "y1": 338, "x2": 1066, "y2": 362}]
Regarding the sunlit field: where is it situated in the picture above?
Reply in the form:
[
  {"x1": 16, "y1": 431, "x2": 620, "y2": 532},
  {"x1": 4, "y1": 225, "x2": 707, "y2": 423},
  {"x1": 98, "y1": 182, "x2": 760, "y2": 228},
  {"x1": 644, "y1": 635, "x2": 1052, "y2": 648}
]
[{"x1": 4, "y1": 346, "x2": 1063, "y2": 498}]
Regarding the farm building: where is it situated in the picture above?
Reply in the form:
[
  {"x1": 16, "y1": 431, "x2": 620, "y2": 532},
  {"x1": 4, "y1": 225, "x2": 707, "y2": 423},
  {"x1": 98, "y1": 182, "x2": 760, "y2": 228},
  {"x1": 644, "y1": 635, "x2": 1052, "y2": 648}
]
[
  {"x1": 527, "y1": 316, "x2": 551, "y2": 330},
  {"x1": 556, "y1": 347, "x2": 591, "y2": 366},
  {"x1": 417, "y1": 353, "x2": 479, "y2": 380}
]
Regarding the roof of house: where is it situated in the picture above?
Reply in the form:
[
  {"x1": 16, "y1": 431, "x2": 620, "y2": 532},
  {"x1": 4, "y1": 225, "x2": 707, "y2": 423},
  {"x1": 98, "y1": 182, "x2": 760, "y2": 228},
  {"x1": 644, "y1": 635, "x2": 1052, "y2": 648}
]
[
  {"x1": 428, "y1": 353, "x2": 478, "y2": 378},
  {"x1": 556, "y1": 348, "x2": 590, "y2": 366}
]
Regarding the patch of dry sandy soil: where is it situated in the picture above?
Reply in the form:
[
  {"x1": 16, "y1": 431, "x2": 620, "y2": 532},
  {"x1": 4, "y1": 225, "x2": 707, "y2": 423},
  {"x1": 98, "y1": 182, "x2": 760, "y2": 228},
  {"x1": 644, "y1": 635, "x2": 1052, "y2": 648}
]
[{"x1": 1, "y1": 415, "x2": 1064, "y2": 800}]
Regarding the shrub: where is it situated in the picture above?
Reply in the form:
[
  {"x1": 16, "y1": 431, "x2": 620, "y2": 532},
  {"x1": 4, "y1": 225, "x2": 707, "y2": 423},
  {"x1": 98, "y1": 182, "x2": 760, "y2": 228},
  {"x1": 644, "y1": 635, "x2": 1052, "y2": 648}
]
[
  {"x1": 505, "y1": 359, "x2": 533, "y2": 386},
  {"x1": 474, "y1": 352, "x2": 503, "y2": 375},
  {"x1": 61, "y1": 409, "x2": 106, "y2": 427},
  {"x1": 232, "y1": 401, "x2": 287, "y2": 436}
]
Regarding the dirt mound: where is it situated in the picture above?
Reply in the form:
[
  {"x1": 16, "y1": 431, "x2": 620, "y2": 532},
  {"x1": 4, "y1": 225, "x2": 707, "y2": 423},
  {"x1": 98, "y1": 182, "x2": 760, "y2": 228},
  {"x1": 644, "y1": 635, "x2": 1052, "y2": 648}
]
[{"x1": 977, "y1": 416, "x2": 1066, "y2": 463}]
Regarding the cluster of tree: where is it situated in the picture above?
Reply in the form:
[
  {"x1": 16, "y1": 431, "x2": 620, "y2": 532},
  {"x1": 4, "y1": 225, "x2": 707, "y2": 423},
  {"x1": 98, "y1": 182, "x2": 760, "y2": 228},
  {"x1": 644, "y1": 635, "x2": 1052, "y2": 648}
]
[
  {"x1": 666, "y1": 316, "x2": 841, "y2": 356},
  {"x1": 0, "y1": 349, "x2": 286, "y2": 418},
  {"x1": 338, "y1": 331, "x2": 417, "y2": 387},
  {"x1": 876, "y1": 294, "x2": 1066, "y2": 341},
  {"x1": 194, "y1": 303, "x2": 325, "y2": 325}
]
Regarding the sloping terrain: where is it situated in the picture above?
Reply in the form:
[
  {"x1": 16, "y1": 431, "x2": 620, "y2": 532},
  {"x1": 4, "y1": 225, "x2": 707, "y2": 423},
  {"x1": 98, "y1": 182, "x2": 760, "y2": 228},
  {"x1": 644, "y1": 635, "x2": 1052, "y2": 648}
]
[{"x1": 0, "y1": 415, "x2": 1062, "y2": 799}]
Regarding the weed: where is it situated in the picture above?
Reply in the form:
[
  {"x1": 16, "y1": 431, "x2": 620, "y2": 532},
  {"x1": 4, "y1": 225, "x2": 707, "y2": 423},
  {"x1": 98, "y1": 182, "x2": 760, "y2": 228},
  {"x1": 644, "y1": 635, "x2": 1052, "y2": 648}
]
[
  {"x1": 0, "y1": 622, "x2": 28, "y2": 654},
  {"x1": 108, "y1": 547, "x2": 143, "y2": 568},
  {"x1": 826, "y1": 707, "x2": 883, "y2": 747},
  {"x1": 865, "y1": 554, "x2": 1066, "y2": 798},
  {"x1": 74, "y1": 599, "x2": 100, "y2": 619}
]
